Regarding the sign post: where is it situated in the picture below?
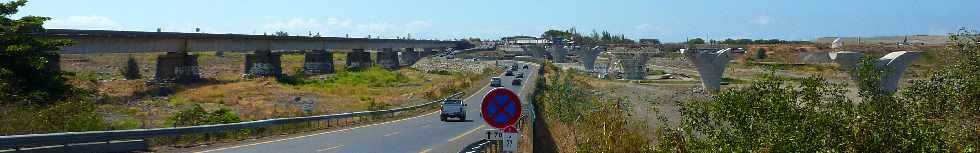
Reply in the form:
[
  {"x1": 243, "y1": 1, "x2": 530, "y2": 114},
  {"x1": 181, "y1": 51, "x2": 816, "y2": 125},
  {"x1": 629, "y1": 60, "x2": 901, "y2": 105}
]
[
  {"x1": 481, "y1": 88, "x2": 522, "y2": 153},
  {"x1": 502, "y1": 126, "x2": 520, "y2": 152}
]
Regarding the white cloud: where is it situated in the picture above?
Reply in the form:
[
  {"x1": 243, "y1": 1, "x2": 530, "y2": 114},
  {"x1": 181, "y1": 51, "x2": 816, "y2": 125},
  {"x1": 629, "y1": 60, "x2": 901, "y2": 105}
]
[
  {"x1": 749, "y1": 16, "x2": 774, "y2": 25},
  {"x1": 326, "y1": 18, "x2": 353, "y2": 28},
  {"x1": 263, "y1": 18, "x2": 323, "y2": 32},
  {"x1": 634, "y1": 23, "x2": 671, "y2": 36},
  {"x1": 46, "y1": 16, "x2": 122, "y2": 30}
]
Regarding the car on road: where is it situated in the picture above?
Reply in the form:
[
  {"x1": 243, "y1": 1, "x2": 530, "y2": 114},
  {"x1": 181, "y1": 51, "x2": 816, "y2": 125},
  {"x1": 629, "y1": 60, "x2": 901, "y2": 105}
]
[
  {"x1": 516, "y1": 73, "x2": 524, "y2": 78},
  {"x1": 512, "y1": 78, "x2": 522, "y2": 86},
  {"x1": 505, "y1": 70, "x2": 514, "y2": 76},
  {"x1": 440, "y1": 99, "x2": 466, "y2": 121},
  {"x1": 491, "y1": 77, "x2": 503, "y2": 87},
  {"x1": 523, "y1": 65, "x2": 529, "y2": 69}
]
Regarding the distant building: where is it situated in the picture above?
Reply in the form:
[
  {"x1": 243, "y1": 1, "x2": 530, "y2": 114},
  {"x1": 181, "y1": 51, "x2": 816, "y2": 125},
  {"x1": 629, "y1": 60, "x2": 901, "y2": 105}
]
[
  {"x1": 502, "y1": 36, "x2": 551, "y2": 45},
  {"x1": 480, "y1": 40, "x2": 501, "y2": 48}
]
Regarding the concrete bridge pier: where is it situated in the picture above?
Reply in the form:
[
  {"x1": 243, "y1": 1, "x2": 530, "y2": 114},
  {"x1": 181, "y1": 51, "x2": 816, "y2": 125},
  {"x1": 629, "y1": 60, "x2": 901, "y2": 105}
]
[
  {"x1": 548, "y1": 47, "x2": 568, "y2": 63},
  {"x1": 683, "y1": 48, "x2": 732, "y2": 93},
  {"x1": 346, "y1": 49, "x2": 372, "y2": 70},
  {"x1": 619, "y1": 53, "x2": 649, "y2": 80},
  {"x1": 303, "y1": 50, "x2": 335, "y2": 74},
  {"x1": 377, "y1": 48, "x2": 400, "y2": 69},
  {"x1": 244, "y1": 50, "x2": 282, "y2": 77},
  {"x1": 527, "y1": 45, "x2": 546, "y2": 58},
  {"x1": 578, "y1": 47, "x2": 605, "y2": 72},
  {"x1": 155, "y1": 51, "x2": 201, "y2": 83},
  {"x1": 422, "y1": 48, "x2": 434, "y2": 57},
  {"x1": 830, "y1": 51, "x2": 922, "y2": 94},
  {"x1": 399, "y1": 48, "x2": 420, "y2": 66}
]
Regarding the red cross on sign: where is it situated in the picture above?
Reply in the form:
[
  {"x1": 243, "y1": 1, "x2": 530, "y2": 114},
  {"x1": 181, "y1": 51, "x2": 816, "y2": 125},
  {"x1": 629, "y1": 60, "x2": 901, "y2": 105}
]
[{"x1": 481, "y1": 88, "x2": 522, "y2": 129}]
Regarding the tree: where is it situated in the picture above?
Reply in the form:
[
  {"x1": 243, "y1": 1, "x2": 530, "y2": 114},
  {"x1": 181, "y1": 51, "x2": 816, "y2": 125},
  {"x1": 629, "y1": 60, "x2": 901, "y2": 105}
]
[
  {"x1": 121, "y1": 55, "x2": 140, "y2": 80},
  {"x1": 542, "y1": 29, "x2": 574, "y2": 40},
  {"x1": 753, "y1": 48, "x2": 767, "y2": 60},
  {"x1": 687, "y1": 38, "x2": 706, "y2": 44},
  {"x1": 0, "y1": 0, "x2": 73, "y2": 105},
  {"x1": 274, "y1": 31, "x2": 289, "y2": 37}
]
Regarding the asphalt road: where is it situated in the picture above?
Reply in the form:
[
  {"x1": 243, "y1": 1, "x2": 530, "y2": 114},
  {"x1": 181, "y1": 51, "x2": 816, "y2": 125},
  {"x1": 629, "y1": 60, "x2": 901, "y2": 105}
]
[{"x1": 194, "y1": 61, "x2": 538, "y2": 153}]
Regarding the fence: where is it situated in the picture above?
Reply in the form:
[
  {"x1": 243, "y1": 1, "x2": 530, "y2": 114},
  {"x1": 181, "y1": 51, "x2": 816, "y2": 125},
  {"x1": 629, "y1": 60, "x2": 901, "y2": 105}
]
[{"x1": 0, "y1": 92, "x2": 463, "y2": 152}]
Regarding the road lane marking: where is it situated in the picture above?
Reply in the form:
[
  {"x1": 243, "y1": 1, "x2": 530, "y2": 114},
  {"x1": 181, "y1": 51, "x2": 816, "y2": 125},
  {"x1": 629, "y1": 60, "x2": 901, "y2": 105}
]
[
  {"x1": 196, "y1": 67, "x2": 515, "y2": 153},
  {"x1": 195, "y1": 110, "x2": 441, "y2": 153},
  {"x1": 418, "y1": 148, "x2": 432, "y2": 153},
  {"x1": 383, "y1": 131, "x2": 400, "y2": 137},
  {"x1": 419, "y1": 124, "x2": 432, "y2": 128},
  {"x1": 448, "y1": 125, "x2": 485, "y2": 142},
  {"x1": 315, "y1": 145, "x2": 344, "y2": 152}
]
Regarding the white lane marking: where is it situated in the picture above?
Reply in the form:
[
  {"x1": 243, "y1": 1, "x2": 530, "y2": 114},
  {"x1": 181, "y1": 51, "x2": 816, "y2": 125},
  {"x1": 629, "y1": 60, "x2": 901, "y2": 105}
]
[
  {"x1": 448, "y1": 125, "x2": 485, "y2": 142},
  {"x1": 383, "y1": 131, "x2": 401, "y2": 137},
  {"x1": 197, "y1": 67, "x2": 509, "y2": 153},
  {"x1": 419, "y1": 124, "x2": 432, "y2": 128},
  {"x1": 418, "y1": 148, "x2": 432, "y2": 153},
  {"x1": 195, "y1": 111, "x2": 441, "y2": 153},
  {"x1": 315, "y1": 144, "x2": 344, "y2": 152}
]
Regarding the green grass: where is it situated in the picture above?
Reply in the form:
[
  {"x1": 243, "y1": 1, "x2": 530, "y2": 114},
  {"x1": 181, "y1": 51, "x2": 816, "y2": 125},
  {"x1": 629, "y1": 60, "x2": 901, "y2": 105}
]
[{"x1": 290, "y1": 67, "x2": 410, "y2": 88}]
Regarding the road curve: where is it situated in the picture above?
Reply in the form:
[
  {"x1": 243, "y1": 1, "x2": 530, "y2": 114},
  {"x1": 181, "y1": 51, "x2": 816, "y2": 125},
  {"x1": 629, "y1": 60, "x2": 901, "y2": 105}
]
[{"x1": 192, "y1": 61, "x2": 538, "y2": 153}]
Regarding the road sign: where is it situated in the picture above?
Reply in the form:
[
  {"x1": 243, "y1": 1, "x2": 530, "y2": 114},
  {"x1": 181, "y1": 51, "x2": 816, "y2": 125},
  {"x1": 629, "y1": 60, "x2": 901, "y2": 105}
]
[
  {"x1": 486, "y1": 129, "x2": 503, "y2": 141},
  {"x1": 481, "y1": 88, "x2": 522, "y2": 129},
  {"x1": 502, "y1": 126, "x2": 520, "y2": 152}
]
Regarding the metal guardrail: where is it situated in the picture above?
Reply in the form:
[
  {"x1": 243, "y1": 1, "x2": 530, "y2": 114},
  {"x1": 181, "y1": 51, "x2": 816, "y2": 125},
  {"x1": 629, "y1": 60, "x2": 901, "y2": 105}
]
[{"x1": 0, "y1": 92, "x2": 464, "y2": 149}]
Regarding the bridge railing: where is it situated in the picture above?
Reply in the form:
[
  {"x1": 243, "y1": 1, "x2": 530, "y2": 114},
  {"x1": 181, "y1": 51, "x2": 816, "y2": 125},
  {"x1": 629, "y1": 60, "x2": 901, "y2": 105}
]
[{"x1": 0, "y1": 92, "x2": 463, "y2": 151}]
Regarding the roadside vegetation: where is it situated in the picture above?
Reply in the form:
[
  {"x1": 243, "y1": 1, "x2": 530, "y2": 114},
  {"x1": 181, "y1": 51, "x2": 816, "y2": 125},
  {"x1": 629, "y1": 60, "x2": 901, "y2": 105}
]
[
  {"x1": 652, "y1": 29, "x2": 980, "y2": 152},
  {"x1": 534, "y1": 63, "x2": 653, "y2": 152},
  {"x1": 0, "y1": 0, "x2": 495, "y2": 136}
]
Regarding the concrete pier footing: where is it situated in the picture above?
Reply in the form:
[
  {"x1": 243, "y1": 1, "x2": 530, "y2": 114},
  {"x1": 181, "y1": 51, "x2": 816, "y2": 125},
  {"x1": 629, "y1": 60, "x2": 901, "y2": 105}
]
[
  {"x1": 303, "y1": 50, "x2": 335, "y2": 74},
  {"x1": 377, "y1": 48, "x2": 400, "y2": 69},
  {"x1": 683, "y1": 48, "x2": 732, "y2": 93},
  {"x1": 399, "y1": 48, "x2": 420, "y2": 66},
  {"x1": 422, "y1": 48, "x2": 434, "y2": 57},
  {"x1": 243, "y1": 50, "x2": 282, "y2": 77},
  {"x1": 346, "y1": 49, "x2": 372, "y2": 70},
  {"x1": 155, "y1": 51, "x2": 200, "y2": 83},
  {"x1": 619, "y1": 53, "x2": 649, "y2": 80}
]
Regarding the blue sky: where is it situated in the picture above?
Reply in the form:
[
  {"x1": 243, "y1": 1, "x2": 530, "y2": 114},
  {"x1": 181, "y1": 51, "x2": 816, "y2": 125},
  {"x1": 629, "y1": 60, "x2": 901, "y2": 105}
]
[{"x1": 15, "y1": 0, "x2": 980, "y2": 42}]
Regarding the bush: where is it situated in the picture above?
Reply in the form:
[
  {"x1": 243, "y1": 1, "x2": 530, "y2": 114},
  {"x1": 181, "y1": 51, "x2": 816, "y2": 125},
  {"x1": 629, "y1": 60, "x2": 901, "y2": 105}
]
[
  {"x1": 534, "y1": 63, "x2": 653, "y2": 152},
  {"x1": 290, "y1": 66, "x2": 409, "y2": 88},
  {"x1": 753, "y1": 48, "x2": 767, "y2": 60},
  {"x1": 121, "y1": 55, "x2": 140, "y2": 80},
  {"x1": 168, "y1": 104, "x2": 241, "y2": 127},
  {"x1": 655, "y1": 28, "x2": 980, "y2": 152}
]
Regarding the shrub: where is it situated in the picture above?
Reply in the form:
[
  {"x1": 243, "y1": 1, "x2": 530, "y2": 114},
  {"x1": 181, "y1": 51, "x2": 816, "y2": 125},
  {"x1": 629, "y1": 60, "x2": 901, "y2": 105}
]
[
  {"x1": 655, "y1": 28, "x2": 980, "y2": 152},
  {"x1": 168, "y1": 104, "x2": 241, "y2": 127},
  {"x1": 121, "y1": 55, "x2": 140, "y2": 80}
]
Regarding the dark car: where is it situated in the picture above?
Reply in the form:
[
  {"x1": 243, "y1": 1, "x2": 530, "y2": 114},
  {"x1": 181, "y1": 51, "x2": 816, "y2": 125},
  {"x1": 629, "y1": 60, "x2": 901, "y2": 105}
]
[
  {"x1": 523, "y1": 65, "x2": 528, "y2": 69},
  {"x1": 516, "y1": 73, "x2": 524, "y2": 78},
  {"x1": 505, "y1": 70, "x2": 514, "y2": 76},
  {"x1": 512, "y1": 79, "x2": 522, "y2": 86}
]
